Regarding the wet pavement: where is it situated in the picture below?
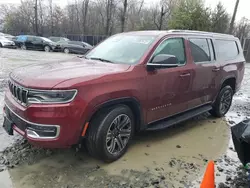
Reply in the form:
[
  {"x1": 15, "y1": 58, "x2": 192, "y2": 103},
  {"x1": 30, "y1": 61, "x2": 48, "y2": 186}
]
[{"x1": 0, "y1": 48, "x2": 249, "y2": 187}]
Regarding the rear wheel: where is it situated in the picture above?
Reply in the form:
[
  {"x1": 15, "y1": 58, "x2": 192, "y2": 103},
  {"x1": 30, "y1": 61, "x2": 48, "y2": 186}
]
[
  {"x1": 20, "y1": 44, "x2": 26, "y2": 50},
  {"x1": 64, "y1": 48, "x2": 70, "y2": 54},
  {"x1": 0, "y1": 43, "x2": 2, "y2": 47},
  {"x1": 210, "y1": 86, "x2": 233, "y2": 117},
  {"x1": 44, "y1": 45, "x2": 51, "y2": 52},
  {"x1": 85, "y1": 105, "x2": 134, "y2": 162}
]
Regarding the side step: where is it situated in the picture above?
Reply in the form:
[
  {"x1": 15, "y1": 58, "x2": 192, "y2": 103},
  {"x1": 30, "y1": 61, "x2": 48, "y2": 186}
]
[{"x1": 146, "y1": 104, "x2": 212, "y2": 131}]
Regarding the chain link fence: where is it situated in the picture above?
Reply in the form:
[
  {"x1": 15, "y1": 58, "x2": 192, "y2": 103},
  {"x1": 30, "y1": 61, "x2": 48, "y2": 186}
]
[{"x1": 64, "y1": 34, "x2": 108, "y2": 46}]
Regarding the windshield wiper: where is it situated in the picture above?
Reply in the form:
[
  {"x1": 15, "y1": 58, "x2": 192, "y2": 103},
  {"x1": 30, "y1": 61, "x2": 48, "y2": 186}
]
[
  {"x1": 77, "y1": 55, "x2": 87, "y2": 59},
  {"x1": 89, "y1": 57, "x2": 114, "y2": 63}
]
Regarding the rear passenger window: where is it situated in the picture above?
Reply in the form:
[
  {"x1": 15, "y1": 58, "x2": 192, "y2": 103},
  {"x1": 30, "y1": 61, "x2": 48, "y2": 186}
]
[
  {"x1": 189, "y1": 38, "x2": 211, "y2": 63},
  {"x1": 215, "y1": 40, "x2": 239, "y2": 61}
]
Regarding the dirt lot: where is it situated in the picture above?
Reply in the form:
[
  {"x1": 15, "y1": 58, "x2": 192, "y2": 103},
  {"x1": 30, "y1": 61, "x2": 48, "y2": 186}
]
[{"x1": 0, "y1": 48, "x2": 249, "y2": 188}]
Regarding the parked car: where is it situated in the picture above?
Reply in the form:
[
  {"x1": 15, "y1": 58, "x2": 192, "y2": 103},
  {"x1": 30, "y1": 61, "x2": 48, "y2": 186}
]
[
  {"x1": 0, "y1": 36, "x2": 16, "y2": 48},
  {"x1": 15, "y1": 35, "x2": 61, "y2": 52},
  {"x1": 49, "y1": 36, "x2": 70, "y2": 42},
  {"x1": 3, "y1": 30, "x2": 245, "y2": 162},
  {"x1": 57, "y1": 40, "x2": 93, "y2": 54}
]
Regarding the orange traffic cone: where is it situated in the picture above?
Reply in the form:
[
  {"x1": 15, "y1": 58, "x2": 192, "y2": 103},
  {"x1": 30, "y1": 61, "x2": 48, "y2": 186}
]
[{"x1": 200, "y1": 161, "x2": 215, "y2": 188}]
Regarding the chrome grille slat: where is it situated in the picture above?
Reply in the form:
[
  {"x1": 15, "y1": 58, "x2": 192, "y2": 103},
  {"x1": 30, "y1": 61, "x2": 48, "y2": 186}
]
[{"x1": 8, "y1": 80, "x2": 28, "y2": 106}]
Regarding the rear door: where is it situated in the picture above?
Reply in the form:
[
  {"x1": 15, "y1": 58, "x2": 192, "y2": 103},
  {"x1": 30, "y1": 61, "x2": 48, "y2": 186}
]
[
  {"x1": 188, "y1": 38, "x2": 221, "y2": 109},
  {"x1": 33, "y1": 37, "x2": 44, "y2": 50},
  {"x1": 25, "y1": 36, "x2": 35, "y2": 49},
  {"x1": 146, "y1": 37, "x2": 194, "y2": 123}
]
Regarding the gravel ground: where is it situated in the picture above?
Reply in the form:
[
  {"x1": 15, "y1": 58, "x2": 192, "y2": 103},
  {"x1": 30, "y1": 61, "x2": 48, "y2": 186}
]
[{"x1": 0, "y1": 48, "x2": 250, "y2": 188}]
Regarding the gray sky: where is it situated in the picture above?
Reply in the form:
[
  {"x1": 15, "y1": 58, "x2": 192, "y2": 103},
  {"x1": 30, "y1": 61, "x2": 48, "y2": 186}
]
[{"x1": 0, "y1": 0, "x2": 249, "y2": 22}]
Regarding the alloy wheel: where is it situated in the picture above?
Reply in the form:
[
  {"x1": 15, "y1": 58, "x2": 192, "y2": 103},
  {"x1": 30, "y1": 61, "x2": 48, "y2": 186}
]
[
  {"x1": 106, "y1": 114, "x2": 132, "y2": 155},
  {"x1": 219, "y1": 90, "x2": 232, "y2": 114},
  {"x1": 64, "y1": 48, "x2": 70, "y2": 54},
  {"x1": 21, "y1": 45, "x2": 26, "y2": 50},
  {"x1": 45, "y1": 46, "x2": 50, "y2": 52}
]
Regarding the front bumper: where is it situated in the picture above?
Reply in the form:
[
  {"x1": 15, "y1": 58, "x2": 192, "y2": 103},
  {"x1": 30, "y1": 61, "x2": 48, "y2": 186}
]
[
  {"x1": 3, "y1": 90, "x2": 84, "y2": 148},
  {"x1": 2, "y1": 44, "x2": 17, "y2": 49},
  {"x1": 51, "y1": 46, "x2": 61, "y2": 52}
]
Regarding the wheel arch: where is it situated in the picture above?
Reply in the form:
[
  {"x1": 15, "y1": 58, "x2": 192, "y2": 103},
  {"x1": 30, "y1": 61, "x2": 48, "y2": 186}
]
[
  {"x1": 86, "y1": 97, "x2": 145, "y2": 133},
  {"x1": 221, "y1": 76, "x2": 236, "y2": 93}
]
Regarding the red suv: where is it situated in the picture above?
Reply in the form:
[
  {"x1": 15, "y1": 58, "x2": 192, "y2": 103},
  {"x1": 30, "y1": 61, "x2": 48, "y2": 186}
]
[{"x1": 3, "y1": 30, "x2": 245, "y2": 162}]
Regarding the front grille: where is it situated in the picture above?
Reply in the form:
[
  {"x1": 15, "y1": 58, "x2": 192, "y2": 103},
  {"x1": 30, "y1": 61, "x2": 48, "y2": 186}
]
[{"x1": 8, "y1": 80, "x2": 28, "y2": 105}]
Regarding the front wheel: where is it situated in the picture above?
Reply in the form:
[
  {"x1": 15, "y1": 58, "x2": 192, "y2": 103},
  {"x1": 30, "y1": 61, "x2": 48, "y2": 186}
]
[
  {"x1": 210, "y1": 86, "x2": 233, "y2": 117},
  {"x1": 44, "y1": 45, "x2": 51, "y2": 52},
  {"x1": 85, "y1": 105, "x2": 134, "y2": 162},
  {"x1": 64, "y1": 48, "x2": 70, "y2": 54}
]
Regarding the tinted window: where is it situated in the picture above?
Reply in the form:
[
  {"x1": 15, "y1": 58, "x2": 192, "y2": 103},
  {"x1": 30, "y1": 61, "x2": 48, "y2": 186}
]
[
  {"x1": 69, "y1": 41, "x2": 82, "y2": 46},
  {"x1": 27, "y1": 36, "x2": 35, "y2": 42},
  {"x1": 34, "y1": 37, "x2": 43, "y2": 42},
  {"x1": 153, "y1": 38, "x2": 186, "y2": 65},
  {"x1": 190, "y1": 38, "x2": 211, "y2": 63},
  {"x1": 49, "y1": 37, "x2": 59, "y2": 42},
  {"x1": 215, "y1": 40, "x2": 239, "y2": 60}
]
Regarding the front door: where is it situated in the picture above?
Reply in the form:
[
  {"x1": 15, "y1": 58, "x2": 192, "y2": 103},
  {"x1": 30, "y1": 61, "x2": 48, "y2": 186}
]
[
  {"x1": 188, "y1": 38, "x2": 221, "y2": 109},
  {"x1": 33, "y1": 37, "x2": 44, "y2": 50},
  {"x1": 146, "y1": 37, "x2": 193, "y2": 124}
]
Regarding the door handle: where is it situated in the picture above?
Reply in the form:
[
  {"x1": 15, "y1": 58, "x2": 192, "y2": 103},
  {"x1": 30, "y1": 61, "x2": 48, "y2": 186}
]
[
  {"x1": 212, "y1": 68, "x2": 220, "y2": 72},
  {"x1": 179, "y1": 73, "x2": 191, "y2": 77}
]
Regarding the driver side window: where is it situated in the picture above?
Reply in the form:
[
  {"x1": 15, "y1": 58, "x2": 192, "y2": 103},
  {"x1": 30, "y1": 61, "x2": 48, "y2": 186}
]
[{"x1": 153, "y1": 38, "x2": 186, "y2": 65}]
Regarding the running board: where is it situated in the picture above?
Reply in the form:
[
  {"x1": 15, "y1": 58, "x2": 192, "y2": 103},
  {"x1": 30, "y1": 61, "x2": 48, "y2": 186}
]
[{"x1": 146, "y1": 105, "x2": 212, "y2": 131}]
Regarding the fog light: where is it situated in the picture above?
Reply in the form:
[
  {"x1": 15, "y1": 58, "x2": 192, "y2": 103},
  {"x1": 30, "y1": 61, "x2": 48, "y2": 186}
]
[{"x1": 26, "y1": 124, "x2": 60, "y2": 139}]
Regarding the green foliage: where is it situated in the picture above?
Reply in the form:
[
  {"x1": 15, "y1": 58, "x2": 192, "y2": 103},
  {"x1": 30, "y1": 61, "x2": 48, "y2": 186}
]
[
  {"x1": 168, "y1": 0, "x2": 211, "y2": 31},
  {"x1": 211, "y1": 2, "x2": 230, "y2": 33}
]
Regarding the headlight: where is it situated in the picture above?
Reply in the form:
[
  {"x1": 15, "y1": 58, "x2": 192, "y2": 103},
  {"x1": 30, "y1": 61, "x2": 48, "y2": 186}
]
[{"x1": 27, "y1": 90, "x2": 77, "y2": 104}]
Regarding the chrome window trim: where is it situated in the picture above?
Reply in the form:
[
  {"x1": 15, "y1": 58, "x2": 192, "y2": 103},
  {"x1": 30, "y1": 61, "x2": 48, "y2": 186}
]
[{"x1": 5, "y1": 103, "x2": 60, "y2": 139}]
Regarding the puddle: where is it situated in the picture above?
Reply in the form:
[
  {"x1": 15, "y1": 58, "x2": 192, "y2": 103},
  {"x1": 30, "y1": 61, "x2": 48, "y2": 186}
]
[
  {"x1": 0, "y1": 170, "x2": 13, "y2": 188},
  {"x1": 9, "y1": 117, "x2": 230, "y2": 188}
]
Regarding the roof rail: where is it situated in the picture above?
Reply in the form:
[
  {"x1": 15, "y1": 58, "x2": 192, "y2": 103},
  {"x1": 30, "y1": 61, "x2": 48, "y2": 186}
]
[{"x1": 168, "y1": 29, "x2": 234, "y2": 37}]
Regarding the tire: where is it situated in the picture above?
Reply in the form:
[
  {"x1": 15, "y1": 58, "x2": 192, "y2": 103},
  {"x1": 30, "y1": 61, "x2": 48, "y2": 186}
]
[
  {"x1": 44, "y1": 45, "x2": 51, "y2": 52},
  {"x1": 20, "y1": 44, "x2": 26, "y2": 50},
  {"x1": 64, "y1": 48, "x2": 70, "y2": 54},
  {"x1": 85, "y1": 105, "x2": 135, "y2": 162},
  {"x1": 0, "y1": 43, "x2": 2, "y2": 48},
  {"x1": 210, "y1": 85, "x2": 233, "y2": 117}
]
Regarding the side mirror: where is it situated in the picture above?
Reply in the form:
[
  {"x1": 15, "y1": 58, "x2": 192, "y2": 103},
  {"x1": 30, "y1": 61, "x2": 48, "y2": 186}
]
[{"x1": 150, "y1": 54, "x2": 179, "y2": 65}]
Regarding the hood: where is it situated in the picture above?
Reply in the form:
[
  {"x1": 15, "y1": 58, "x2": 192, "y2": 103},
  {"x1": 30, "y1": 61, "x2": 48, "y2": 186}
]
[
  {"x1": 0, "y1": 38, "x2": 12, "y2": 43},
  {"x1": 10, "y1": 57, "x2": 131, "y2": 89}
]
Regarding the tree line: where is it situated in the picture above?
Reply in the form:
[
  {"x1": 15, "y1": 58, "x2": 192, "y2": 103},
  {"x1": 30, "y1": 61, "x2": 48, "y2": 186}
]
[{"x1": 0, "y1": 0, "x2": 249, "y2": 41}]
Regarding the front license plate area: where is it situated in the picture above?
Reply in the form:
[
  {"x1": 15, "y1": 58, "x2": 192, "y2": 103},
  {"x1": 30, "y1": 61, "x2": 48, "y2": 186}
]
[{"x1": 3, "y1": 117, "x2": 14, "y2": 135}]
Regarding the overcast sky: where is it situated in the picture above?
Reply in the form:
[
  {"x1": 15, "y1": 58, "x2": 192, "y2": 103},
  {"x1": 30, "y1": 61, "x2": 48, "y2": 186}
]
[{"x1": 0, "y1": 0, "x2": 249, "y2": 22}]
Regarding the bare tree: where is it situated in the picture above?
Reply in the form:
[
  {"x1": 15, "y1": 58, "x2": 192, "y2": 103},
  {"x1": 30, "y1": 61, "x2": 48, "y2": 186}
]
[
  {"x1": 48, "y1": 0, "x2": 53, "y2": 35},
  {"x1": 119, "y1": 0, "x2": 128, "y2": 32},
  {"x1": 34, "y1": 0, "x2": 38, "y2": 35},
  {"x1": 105, "y1": 0, "x2": 115, "y2": 35},
  {"x1": 152, "y1": 0, "x2": 174, "y2": 30},
  {"x1": 81, "y1": 0, "x2": 89, "y2": 34}
]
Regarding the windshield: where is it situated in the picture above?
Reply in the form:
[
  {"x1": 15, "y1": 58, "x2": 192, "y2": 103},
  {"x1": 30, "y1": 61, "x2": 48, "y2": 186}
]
[
  {"x1": 0, "y1": 36, "x2": 7, "y2": 40},
  {"x1": 86, "y1": 35, "x2": 156, "y2": 64},
  {"x1": 41, "y1": 37, "x2": 53, "y2": 43}
]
